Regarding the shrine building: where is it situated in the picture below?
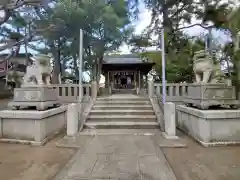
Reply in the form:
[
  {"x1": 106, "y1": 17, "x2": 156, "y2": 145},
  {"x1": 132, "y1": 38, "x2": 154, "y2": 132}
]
[{"x1": 102, "y1": 54, "x2": 155, "y2": 94}]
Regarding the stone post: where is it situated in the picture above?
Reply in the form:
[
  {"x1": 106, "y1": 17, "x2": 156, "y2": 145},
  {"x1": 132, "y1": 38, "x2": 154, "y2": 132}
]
[
  {"x1": 162, "y1": 102, "x2": 178, "y2": 139},
  {"x1": 67, "y1": 103, "x2": 78, "y2": 136},
  {"x1": 136, "y1": 87, "x2": 139, "y2": 95},
  {"x1": 91, "y1": 81, "x2": 97, "y2": 99},
  {"x1": 148, "y1": 80, "x2": 154, "y2": 98},
  {"x1": 109, "y1": 82, "x2": 113, "y2": 94}
]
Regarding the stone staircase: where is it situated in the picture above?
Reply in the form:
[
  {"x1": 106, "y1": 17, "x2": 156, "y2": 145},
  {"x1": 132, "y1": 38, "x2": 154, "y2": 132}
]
[{"x1": 84, "y1": 95, "x2": 159, "y2": 129}]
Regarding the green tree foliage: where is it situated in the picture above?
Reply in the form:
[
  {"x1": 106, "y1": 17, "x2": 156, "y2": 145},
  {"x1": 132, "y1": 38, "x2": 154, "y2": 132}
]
[
  {"x1": 128, "y1": 0, "x2": 237, "y2": 83},
  {"x1": 138, "y1": 36, "x2": 205, "y2": 83},
  {"x1": 0, "y1": 0, "x2": 50, "y2": 53},
  {"x1": 33, "y1": 0, "x2": 133, "y2": 83},
  {"x1": 0, "y1": 0, "x2": 134, "y2": 84},
  {"x1": 128, "y1": 0, "x2": 234, "y2": 55},
  {"x1": 221, "y1": 7, "x2": 240, "y2": 98}
]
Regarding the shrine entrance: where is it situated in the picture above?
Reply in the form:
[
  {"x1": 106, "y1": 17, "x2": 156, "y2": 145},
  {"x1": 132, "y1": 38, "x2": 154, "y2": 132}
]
[
  {"x1": 102, "y1": 54, "x2": 155, "y2": 95},
  {"x1": 111, "y1": 71, "x2": 136, "y2": 93}
]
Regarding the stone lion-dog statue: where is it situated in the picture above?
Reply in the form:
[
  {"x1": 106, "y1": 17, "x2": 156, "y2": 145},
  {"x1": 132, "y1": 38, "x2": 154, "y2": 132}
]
[
  {"x1": 193, "y1": 50, "x2": 227, "y2": 84},
  {"x1": 23, "y1": 54, "x2": 52, "y2": 86}
]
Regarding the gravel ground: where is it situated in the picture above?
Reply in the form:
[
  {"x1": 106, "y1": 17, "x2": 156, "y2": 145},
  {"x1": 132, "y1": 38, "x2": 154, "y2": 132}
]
[
  {"x1": 0, "y1": 98, "x2": 78, "y2": 180},
  {"x1": 0, "y1": 133, "x2": 77, "y2": 180},
  {"x1": 0, "y1": 99, "x2": 76, "y2": 180},
  {"x1": 162, "y1": 133, "x2": 240, "y2": 180}
]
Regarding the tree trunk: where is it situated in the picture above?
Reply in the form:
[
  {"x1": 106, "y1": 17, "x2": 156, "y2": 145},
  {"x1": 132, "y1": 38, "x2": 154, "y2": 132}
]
[
  {"x1": 51, "y1": 48, "x2": 61, "y2": 84},
  {"x1": 73, "y1": 55, "x2": 79, "y2": 78},
  {"x1": 50, "y1": 41, "x2": 61, "y2": 84},
  {"x1": 92, "y1": 59, "x2": 97, "y2": 81},
  {"x1": 225, "y1": 56, "x2": 231, "y2": 76},
  {"x1": 233, "y1": 52, "x2": 240, "y2": 100},
  {"x1": 233, "y1": 34, "x2": 240, "y2": 100},
  {"x1": 96, "y1": 56, "x2": 103, "y2": 93}
]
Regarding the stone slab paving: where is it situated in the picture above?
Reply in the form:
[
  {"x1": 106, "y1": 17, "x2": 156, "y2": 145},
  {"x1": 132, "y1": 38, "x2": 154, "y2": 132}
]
[
  {"x1": 56, "y1": 136, "x2": 94, "y2": 148},
  {"x1": 54, "y1": 135, "x2": 178, "y2": 180},
  {"x1": 76, "y1": 129, "x2": 187, "y2": 148}
]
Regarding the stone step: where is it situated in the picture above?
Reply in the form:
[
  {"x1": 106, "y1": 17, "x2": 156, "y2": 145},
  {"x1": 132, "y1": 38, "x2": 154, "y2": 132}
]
[
  {"x1": 90, "y1": 109, "x2": 155, "y2": 116},
  {"x1": 87, "y1": 115, "x2": 156, "y2": 122},
  {"x1": 96, "y1": 97, "x2": 149, "y2": 101},
  {"x1": 79, "y1": 129, "x2": 159, "y2": 135},
  {"x1": 95, "y1": 100, "x2": 150, "y2": 105},
  {"x1": 84, "y1": 121, "x2": 159, "y2": 129},
  {"x1": 93, "y1": 104, "x2": 153, "y2": 110}
]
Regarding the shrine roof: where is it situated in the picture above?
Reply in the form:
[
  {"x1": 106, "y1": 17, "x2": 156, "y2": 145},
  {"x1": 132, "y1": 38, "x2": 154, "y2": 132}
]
[
  {"x1": 103, "y1": 54, "x2": 150, "y2": 64},
  {"x1": 102, "y1": 54, "x2": 155, "y2": 74},
  {"x1": 0, "y1": 53, "x2": 32, "y2": 58}
]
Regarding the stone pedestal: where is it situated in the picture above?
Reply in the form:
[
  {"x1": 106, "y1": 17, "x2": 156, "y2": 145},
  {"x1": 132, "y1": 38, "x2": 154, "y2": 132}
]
[
  {"x1": 177, "y1": 105, "x2": 240, "y2": 147},
  {"x1": 8, "y1": 85, "x2": 60, "y2": 111},
  {"x1": 183, "y1": 83, "x2": 239, "y2": 109},
  {"x1": 0, "y1": 106, "x2": 67, "y2": 146}
]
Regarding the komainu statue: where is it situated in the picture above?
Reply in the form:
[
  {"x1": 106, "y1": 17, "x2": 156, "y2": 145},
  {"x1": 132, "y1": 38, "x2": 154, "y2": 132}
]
[
  {"x1": 193, "y1": 50, "x2": 227, "y2": 84},
  {"x1": 23, "y1": 54, "x2": 52, "y2": 86},
  {"x1": 8, "y1": 53, "x2": 59, "y2": 111},
  {"x1": 193, "y1": 50, "x2": 214, "y2": 83},
  {"x1": 184, "y1": 49, "x2": 238, "y2": 110}
]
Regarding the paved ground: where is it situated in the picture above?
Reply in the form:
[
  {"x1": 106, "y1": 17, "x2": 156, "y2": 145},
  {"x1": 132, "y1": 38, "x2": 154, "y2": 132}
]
[
  {"x1": 0, "y1": 133, "x2": 77, "y2": 180},
  {"x1": 54, "y1": 135, "x2": 177, "y2": 180},
  {"x1": 162, "y1": 133, "x2": 240, "y2": 180},
  {"x1": 0, "y1": 131, "x2": 240, "y2": 180},
  {"x1": 1, "y1": 98, "x2": 240, "y2": 180}
]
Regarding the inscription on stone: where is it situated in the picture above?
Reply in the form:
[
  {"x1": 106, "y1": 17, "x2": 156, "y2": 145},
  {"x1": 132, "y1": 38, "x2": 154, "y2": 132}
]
[{"x1": 23, "y1": 91, "x2": 40, "y2": 101}]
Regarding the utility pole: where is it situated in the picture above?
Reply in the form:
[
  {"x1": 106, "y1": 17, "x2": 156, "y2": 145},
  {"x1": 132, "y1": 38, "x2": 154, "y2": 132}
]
[
  {"x1": 161, "y1": 28, "x2": 166, "y2": 104},
  {"x1": 78, "y1": 29, "x2": 83, "y2": 104}
]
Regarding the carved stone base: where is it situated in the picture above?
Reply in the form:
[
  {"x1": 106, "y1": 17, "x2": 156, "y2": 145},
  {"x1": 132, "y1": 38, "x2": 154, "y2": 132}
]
[
  {"x1": 183, "y1": 83, "x2": 239, "y2": 110},
  {"x1": 8, "y1": 86, "x2": 60, "y2": 111}
]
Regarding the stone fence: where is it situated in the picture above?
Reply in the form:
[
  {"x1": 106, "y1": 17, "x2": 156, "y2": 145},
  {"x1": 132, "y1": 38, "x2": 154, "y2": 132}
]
[
  {"x1": 48, "y1": 84, "x2": 92, "y2": 104},
  {"x1": 50, "y1": 83, "x2": 97, "y2": 133},
  {"x1": 149, "y1": 82, "x2": 190, "y2": 132},
  {"x1": 153, "y1": 83, "x2": 189, "y2": 105}
]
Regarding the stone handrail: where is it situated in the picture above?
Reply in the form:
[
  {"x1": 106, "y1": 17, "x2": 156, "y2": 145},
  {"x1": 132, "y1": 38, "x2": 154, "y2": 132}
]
[
  {"x1": 149, "y1": 82, "x2": 189, "y2": 134},
  {"x1": 153, "y1": 83, "x2": 190, "y2": 104},
  {"x1": 50, "y1": 83, "x2": 97, "y2": 133},
  {"x1": 48, "y1": 84, "x2": 92, "y2": 103}
]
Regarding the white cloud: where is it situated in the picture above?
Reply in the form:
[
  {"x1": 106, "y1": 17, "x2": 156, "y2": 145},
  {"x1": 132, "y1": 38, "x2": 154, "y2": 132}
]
[{"x1": 132, "y1": 5, "x2": 151, "y2": 35}]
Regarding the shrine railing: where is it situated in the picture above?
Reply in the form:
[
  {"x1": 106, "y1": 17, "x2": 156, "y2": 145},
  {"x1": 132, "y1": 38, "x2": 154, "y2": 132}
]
[
  {"x1": 48, "y1": 84, "x2": 92, "y2": 104},
  {"x1": 148, "y1": 83, "x2": 190, "y2": 130},
  {"x1": 153, "y1": 83, "x2": 190, "y2": 105}
]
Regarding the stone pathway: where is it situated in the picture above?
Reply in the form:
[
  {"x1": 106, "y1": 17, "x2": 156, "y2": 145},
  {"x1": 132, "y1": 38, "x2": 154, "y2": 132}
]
[{"x1": 54, "y1": 135, "x2": 178, "y2": 180}]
